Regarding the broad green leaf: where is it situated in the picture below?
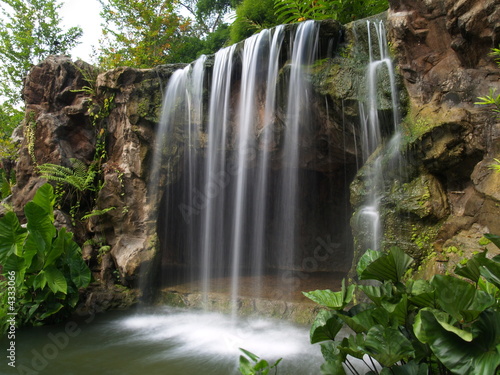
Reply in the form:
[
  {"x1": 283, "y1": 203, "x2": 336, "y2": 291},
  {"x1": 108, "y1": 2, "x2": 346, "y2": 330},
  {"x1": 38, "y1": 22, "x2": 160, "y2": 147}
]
[
  {"x1": 238, "y1": 356, "x2": 254, "y2": 375},
  {"x1": 43, "y1": 266, "x2": 67, "y2": 294},
  {"x1": 30, "y1": 183, "x2": 55, "y2": 221},
  {"x1": 303, "y1": 280, "x2": 354, "y2": 309},
  {"x1": 33, "y1": 271, "x2": 48, "y2": 290},
  {"x1": 320, "y1": 359, "x2": 346, "y2": 375},
  {"x1": 0, "y1": 211, "x2": 27, "y2": 261},
  {"x1": 337, "y1": 335, "x2": 366, "y2": 359},
  {"x1": 431, "y1": 274, "x2": 495, "y2": 322},
  {"x1": 25, "y1": 201, "x2": 56, "y2": 248},
  {"x1": 381, "y1": 294, "x2": 408, "y2": 326},
  {"x1": 310, "y1": 310, "x2": 344, "y2": 344},
  {"x1": 44, "y1": 227, "x2": 69, "y2": 267},
  {"x1": 364, "y1": 325, "x2": 414, "y2": 367},
  {"x1": 484, "y1": 233, "x2": 500, "y2": 249},
  {"x1": 68, "y1": 252, "x2": 91, "y2": 288},
  {"x1": 24, "y1": 229, "x2": 46, "y2": 271},
  {"x1": 454, "y1": 250, "x2": 487, "y2": 283},
  {"x1": 358, "y1": 247, "x2": 413, "y2": 283},
  {"x1": 239, "y1": 348, "x2": 260, "y2": 362},
  {"x1": 338, "y1": 307, "x2": 393, "y2": 332},
  {"x1": 408, "y1": 279, "x2": 436, "y2": 308},
  {"x1": 414, "y1": 309, "x2": 500, "y2": 375},
  {"x1": 356, "y1": 249, "x2": 383, "y2": 278},
  {"x1": 3, "y1": 253, "x2": 25, "y2": 275},
  {"x1": 358, "y1": 281, "x2": 394, "y2": 306},
  {"x1": 480, "y1": 266, "x2": 500, "y2": 289}
]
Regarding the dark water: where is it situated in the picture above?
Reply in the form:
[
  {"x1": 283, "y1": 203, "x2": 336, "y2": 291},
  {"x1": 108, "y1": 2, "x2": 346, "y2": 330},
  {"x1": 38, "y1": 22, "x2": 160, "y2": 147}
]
[{"x1": 1, "y1": 307, "x2": 324, "y2": 375}]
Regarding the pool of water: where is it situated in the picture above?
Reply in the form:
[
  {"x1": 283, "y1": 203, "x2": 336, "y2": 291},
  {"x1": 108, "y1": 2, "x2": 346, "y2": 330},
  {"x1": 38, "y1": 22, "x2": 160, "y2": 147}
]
[{"x1": 1, "y1": 307, "x2": 324, "y2": 375}]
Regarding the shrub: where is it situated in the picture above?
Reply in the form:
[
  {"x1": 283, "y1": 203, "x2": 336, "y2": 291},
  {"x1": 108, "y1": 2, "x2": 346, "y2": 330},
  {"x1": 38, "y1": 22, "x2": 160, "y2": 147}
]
[
  {"x1": 0, "y1": 183, "x2": 91, "y2": 333},
  {"x1": 304, "y1": 242, "x2": 500, "y2": 374}
]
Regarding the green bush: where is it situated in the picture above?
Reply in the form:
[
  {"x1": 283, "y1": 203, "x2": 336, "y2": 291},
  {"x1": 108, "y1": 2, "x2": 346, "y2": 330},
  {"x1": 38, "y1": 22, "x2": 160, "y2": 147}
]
[
  {"x1": 0, "y1": 183, "x2": 91, "y2": 333},
  {"x1": 274, "y1": 0, "x2": 389, "y2": 25},
  {"x1": 304, "y1": 242, "x2": 500, "y2": 374},
  {"x1": 230, "y1": 0, "x2": 277, "y2": 44}
]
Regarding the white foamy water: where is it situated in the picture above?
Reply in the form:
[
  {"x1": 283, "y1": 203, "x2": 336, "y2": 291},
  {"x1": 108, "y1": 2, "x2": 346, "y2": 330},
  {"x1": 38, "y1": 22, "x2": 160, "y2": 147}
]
[{"x1": 118, "y1": 307, "x2": 323, "y2": 366}]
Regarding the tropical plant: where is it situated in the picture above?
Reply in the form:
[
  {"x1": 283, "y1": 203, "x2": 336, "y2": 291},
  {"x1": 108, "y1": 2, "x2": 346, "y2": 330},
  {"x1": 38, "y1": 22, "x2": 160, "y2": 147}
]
[
  {"x1": 230, "y1": 0, "x2": 277, "y2": 44},
  {"x1": 0, "y1": 183, "x2": 91, "y2": 333},
  {"x1": 238, "y1": 348, "x2": 282, "y2": 375},
  {"x1": 274, "y1": 0, "x2": 388, "y2": 25},
  {"x1": 38, "y1": 158, "x2": 99, "y2": 223},
  {"x1": 304, "y1": 244, "x2": 500, "y2": 375}
]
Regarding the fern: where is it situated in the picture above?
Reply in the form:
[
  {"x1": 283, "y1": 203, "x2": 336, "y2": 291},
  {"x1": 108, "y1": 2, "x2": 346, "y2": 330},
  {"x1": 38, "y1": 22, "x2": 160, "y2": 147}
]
[
  {"x1": 38, "y1": 158, "x2": 97, "y2": 192},
  {"x1": 81, "y1": 206, "x2": 116, "y2": 220}
]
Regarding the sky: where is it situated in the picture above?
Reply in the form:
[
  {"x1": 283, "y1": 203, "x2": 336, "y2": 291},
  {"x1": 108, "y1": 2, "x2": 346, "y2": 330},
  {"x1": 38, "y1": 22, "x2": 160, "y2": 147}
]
[{"x1": 60, "y1": 0, "x2": 102, "y2": 62}]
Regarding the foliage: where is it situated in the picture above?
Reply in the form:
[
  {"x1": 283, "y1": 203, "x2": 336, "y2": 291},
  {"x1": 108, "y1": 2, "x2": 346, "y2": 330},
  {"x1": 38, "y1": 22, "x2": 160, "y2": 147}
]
[
  {"x1": 475, "y1": 88, "x2": 500, "y2": 114},
  {"x1": 179, "y1": 0, "x2": 237, "y2": 35},
  {"x1": 230, "y1": 0, "x2": 277, "y2": 44},
  {"x1": 238, "y1": 348, "x2": 282, "y2": 375},
  {"x1": 273, "y1": 0, "x2": 389, "y2": 25},
  {"x1": 38, "y1": 158, "x2": 98, "y2": 223},
  {"x1": 97, "y1": 0, "x2": 195, "y2": 68},
  {"x1": 0, "y1": 184, "x2": 91, "y2": 333},
  {"x1": 0, "y1": 0, "x2": 82, "y2": 106},
  {"x1": 304, "y1": 246, "x2": 500, "y2": 375}
]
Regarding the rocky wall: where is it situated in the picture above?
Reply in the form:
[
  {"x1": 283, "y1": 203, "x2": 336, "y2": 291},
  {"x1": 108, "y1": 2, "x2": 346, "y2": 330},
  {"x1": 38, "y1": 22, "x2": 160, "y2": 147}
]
[{"x1": 349, "y1": 0, "x2": 500, "y2": 275}]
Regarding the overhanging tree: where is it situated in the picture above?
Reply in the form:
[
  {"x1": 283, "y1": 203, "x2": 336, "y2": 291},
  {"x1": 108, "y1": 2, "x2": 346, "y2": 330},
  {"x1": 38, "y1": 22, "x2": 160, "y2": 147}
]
[
  {"x1": 0, "y1": 0, "x2": 83, "y2": 107},
  {"x1": 97, "y1": 0, "x2": 195, "y2": 68}
]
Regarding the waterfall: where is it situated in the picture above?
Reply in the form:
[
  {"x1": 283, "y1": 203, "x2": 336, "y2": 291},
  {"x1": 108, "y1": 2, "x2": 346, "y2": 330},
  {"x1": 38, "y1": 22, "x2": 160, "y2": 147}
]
[
  {"x1": 154, "y1": 21, "x2": 327, "y2": 310},
  {"x1": 358, "y1": 20, "x2": 401, "y2": 252},
  {"x1": 153, "y1": 18, "x2": 398, "y2": 313}
]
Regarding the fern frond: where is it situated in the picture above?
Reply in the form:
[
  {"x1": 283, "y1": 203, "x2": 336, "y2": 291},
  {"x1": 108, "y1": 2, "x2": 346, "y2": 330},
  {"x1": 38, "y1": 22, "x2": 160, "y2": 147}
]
[
  {"x1": 81, "y1": 206, "x2": 116, "y2": 220},
  {"x1": 38, "y1": 159, "x2": 97, "y2": 192}
]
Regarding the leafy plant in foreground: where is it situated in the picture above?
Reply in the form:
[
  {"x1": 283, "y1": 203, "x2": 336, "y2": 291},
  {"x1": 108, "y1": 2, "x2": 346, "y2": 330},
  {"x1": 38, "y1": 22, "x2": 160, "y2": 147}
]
[
  {"x1": 304, "y1": 244, "x2": 500, "y2": 374},
  {"x1": 238, "y1": 348, "x2": 282, "y2": 375},
  {"x1": 0, "y1": 183, "x2": 91, "y2": 333}
]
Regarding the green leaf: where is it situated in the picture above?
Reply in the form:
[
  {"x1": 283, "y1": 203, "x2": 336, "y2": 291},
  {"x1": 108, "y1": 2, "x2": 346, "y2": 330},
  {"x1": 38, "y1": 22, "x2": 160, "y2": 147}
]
[
  {"x1": 414, "y1": 309, "x2": 500, "y2": 375},
  {"x1": 358, "y1": 247, "x2": 413, "y2": 283},
  {"x1": 310, "y1": 310, "x2": 344, "y2": 344},
  {"x1": 30, "y1": 183, "x2": 55, "y2": 221},
  {"x1": 43, "y1": 266, "x2": 67, "y2": 294},
  {"x1": 356, "y1": 249, "x2": 383, "y2": 277},
  {"x1": 25, "y1": 201, "x2": 56, "y2": 248},
  {"x1": 454, "y1": 250, "x2": 487, "y2": 283},
  {"x1": 484, "y1": 233, "x2": 500, "y2": 249},
  {"x1": 337, "y1": 335, "x2": 366, "y2": 359},
  {"x1": 239, "y1": 348, "x2": 260, "y2": 362},
  {"x1": 358, "y1": 282, "x2": 393, "y2": 306},
  {"x1": 0, "y1": 211, "x2": 27, "y2": 262},
  {"x1": 320, "y1": 359, "x2": 346, "y2": 375},
  {"x1": 408, "y1": 279, "x2": 436, "y2": 308},
  {"x1": 431, "y1": 275, "x2": 495, "y2": 322},
  {"x1": 303, "y1": 280, "x2": 354, "y2": 309},
  {"x1": 364, "y1": 325, "x2": 414, "y2": 367},
  {"x1": 44, "y1": 227, "x2": 69, "y2": 268}
]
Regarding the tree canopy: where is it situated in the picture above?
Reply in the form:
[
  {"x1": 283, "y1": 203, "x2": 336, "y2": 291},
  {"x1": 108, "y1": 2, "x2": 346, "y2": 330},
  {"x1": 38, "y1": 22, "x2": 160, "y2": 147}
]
[{"x1": 0, "y1": 0, "x2": 82, "y2": 106}]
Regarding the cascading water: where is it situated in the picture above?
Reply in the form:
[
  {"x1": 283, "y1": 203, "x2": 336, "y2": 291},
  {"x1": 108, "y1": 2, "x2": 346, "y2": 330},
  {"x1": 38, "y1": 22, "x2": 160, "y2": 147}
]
[
  {"x1": 153, "y1": 21, "x2": 349, "y2": 311},
  {"x1": 358, "y1": 20, "x2": 402, "y2": 252}
]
